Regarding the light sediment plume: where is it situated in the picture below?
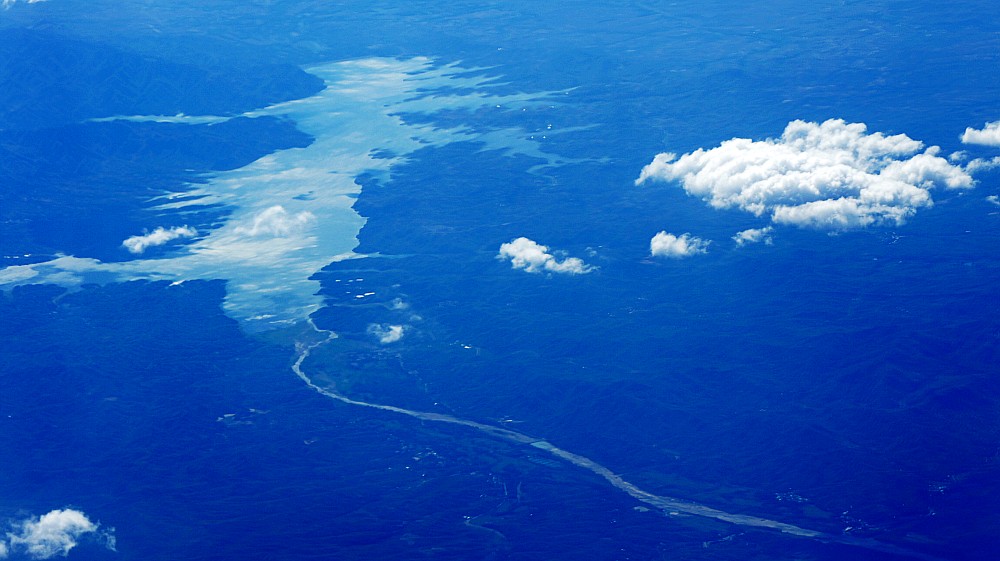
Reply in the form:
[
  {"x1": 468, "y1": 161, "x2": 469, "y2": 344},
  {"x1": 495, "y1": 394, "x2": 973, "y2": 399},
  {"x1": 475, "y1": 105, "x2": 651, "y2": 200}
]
[{"x1": 0, "y1": 58, "x2": 579, "y2": 332}]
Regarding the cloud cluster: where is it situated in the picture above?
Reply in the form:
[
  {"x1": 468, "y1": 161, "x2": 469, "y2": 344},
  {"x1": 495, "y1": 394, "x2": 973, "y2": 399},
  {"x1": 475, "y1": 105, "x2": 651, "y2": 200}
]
[
  {"x1": 649, "y1": 232, "x2": 710, "y2": 258},
  {"x1": 962, "y1": 121, "x2": 1000, "y2": 147},
  {"x1": 122, "y1": 225, "x2": 197, "y2": 254},
  {"x1": 368, "y1": 324, "x2": 405, "y2": 344},
  {"x1": 497, "y1": 237, "x2": 593, "y2": 274},
  {"x1": 637, "y1": 119, "x2": 974, "y2": 230},
  {"x1": 3, "y1": 509, "x2": 105, "y2": 559}
]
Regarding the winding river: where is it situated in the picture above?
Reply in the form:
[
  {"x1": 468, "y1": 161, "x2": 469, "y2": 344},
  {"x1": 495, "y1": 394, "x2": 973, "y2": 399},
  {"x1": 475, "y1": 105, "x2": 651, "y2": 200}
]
[{"x1": 292, "y1": 320, "x2": 942, "y2": 561}]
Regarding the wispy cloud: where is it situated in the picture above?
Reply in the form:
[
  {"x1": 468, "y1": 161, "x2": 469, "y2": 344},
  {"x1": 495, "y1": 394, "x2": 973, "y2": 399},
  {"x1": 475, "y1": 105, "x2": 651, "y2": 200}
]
[
  {"x1": 497, "y1": 237, "x2": 593, "y2": 274},
  {"x1": 122, "y1": 226, "x2": 197, "y2": 254},
  {"x1": 961, "y1": 121, "x2": 1000, "y2": 147},
  {"x1": 637, "y1": 119, "x2": 974, "y2": 230},
  {"x1": 649, "y1": 232, "x2": 710, "y2": 258},
  {"x1": 2, "y1": 0, "x2": 47, "y2": 9},
  {"x1": 3, "y1": 509, "x2": 111, "y2": 559}
]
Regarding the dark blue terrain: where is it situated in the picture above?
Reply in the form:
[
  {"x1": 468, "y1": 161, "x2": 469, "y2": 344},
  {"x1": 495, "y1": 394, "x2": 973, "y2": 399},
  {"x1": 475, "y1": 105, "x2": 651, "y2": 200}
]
[{"x1": 2, "y1": 2, "x2": 998, "y2": 560}]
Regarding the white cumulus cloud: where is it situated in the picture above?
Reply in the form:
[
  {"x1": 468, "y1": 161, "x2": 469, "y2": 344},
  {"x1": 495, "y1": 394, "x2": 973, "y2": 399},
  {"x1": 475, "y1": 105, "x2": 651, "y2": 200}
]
[
  {"x1": 368, "y1": 324, "x2": 405, "y2": 344},
  {"x1": 965, "y1": 156, "x2": 1000, "y2": 174},
  {"x1": 636, "y1": 119, "x2": 974, "y2": 230},
  {"x1": 497, "y1": 237, "x2": 593, "y2": 274},
  {"x1": 961, "y1": 121, "x2": 1000, "y2": 147},
  {"x1": 732, "y1": 227, "x2": 773, "y2": 246},
  {"x1": 650, "y1": 232, "x2": 709, "y2": 258},
  {"x1": 122, "y1": 225, "x2": 197, "y2": 254},
  {"x1": 4, "y1": 509, "x2": 101, "y2": 559},
  {"x1": 235, "y1": 206, "x2": 315, "y2": 237}
]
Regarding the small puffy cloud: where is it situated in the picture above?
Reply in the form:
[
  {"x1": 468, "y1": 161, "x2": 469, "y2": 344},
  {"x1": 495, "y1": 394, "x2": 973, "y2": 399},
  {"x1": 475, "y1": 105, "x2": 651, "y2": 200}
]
[
  {"x1": 0, "y1": 540, "x2": 7, "y2": 558},
  {"x1": 961, "y1": 121, "x2": 1000, "y2": 146},
  {"x1": 650, "y1": 232, "x2": 709, "y2": 258},
  {"x1": 368, "y1": 324, "x2": 405, "y2": 344},
  {"x1": 637, "y1": 119, "x2": 974, "y2": 230},
  {"x1": 122, "y1": 226, "x2": 197, "y2": 254},
  {"x1": 497, "y1": 237, "x2": 593, "y2": 274},
  {"x1": 235, "y1": 206, "x2": 315, "y2": 237},
  {"x1": 987, "y1": 195, "x2": 1000, "y2": 206},
  {"x1": 5, "y1": 509, "x2": 100, "y2": 559},
  {"x1": 965, "y1": 156, "x2": 1000, "y2": 174},
  {"x1": 732, "y1": 226, "x2": 773, "y2": 246}
]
